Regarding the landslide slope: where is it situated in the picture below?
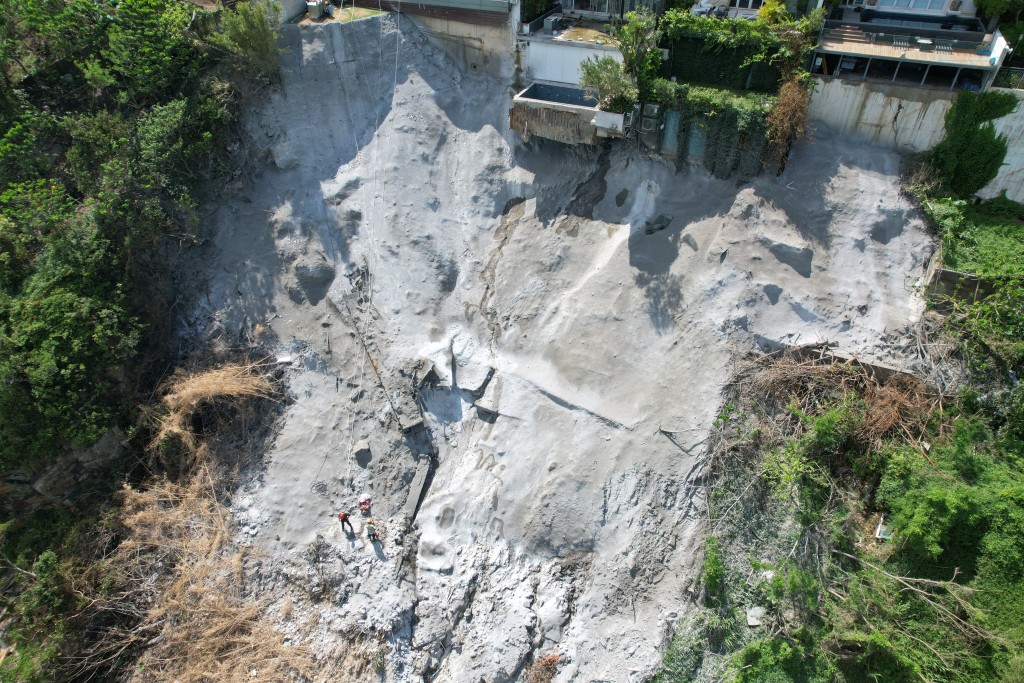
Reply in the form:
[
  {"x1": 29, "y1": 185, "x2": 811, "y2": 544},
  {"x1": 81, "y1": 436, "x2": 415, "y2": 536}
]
[{"x1": 188, "y1": 15, "x2": 935, "y2": 681}]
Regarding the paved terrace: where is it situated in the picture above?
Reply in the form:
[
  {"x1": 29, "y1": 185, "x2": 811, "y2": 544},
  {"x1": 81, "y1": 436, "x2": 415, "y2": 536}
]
[{"x1": 817, "y1": 31, "x2": 997, "y2": 69}]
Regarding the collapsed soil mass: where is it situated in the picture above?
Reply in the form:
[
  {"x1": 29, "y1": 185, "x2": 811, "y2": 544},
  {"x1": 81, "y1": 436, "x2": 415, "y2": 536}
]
[{"x1": 184, "y1": 15, "x2": 934, "y2": 682}]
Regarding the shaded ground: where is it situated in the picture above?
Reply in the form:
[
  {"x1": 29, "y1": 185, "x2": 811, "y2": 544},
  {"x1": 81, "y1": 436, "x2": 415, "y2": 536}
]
[{"x1": 183, "y1": 15, "x2": 935, "y2": 683}]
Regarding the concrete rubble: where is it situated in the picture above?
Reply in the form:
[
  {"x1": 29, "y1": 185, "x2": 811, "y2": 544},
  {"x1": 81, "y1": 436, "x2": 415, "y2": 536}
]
[{"x1": 181, "y1": 14, "x2": 936, "y2": 682}]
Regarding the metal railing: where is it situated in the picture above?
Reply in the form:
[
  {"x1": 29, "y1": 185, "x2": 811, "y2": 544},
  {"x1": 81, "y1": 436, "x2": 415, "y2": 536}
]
[{"x1": 820, "y1": 21, "x2": 990, "y2": 54}]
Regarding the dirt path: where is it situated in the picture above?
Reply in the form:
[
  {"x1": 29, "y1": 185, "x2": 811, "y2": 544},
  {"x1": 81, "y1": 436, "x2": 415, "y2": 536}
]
[{"x1": 186, "y1": 15, "x2": 935, "y2": 682}]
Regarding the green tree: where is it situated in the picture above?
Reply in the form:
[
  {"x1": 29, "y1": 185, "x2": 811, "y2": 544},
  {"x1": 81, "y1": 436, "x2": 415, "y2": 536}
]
[
  {"x1": 612, "y1": 7, "x2": 661, "y2": 85},
  {"x1": 0, "y1": 219, "x2": 139, "y2": 468},
  {"x1": 579, "y1": 55, "x2": 638, "y2": 113},
  {"x1": 205, "y1": 1, "x2": 282, "y2": 82},
  {"x1": 93, "y1": 0, "x2": 198, "y2": 104},
  {"x1": 928, "y1": 91, "x2": 1018, "y2": 198}
]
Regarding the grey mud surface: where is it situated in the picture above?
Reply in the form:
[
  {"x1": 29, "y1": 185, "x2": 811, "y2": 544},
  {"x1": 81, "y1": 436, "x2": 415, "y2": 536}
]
[{"x1": 183, "y1": 15, "x2": 935, "y2": 682}]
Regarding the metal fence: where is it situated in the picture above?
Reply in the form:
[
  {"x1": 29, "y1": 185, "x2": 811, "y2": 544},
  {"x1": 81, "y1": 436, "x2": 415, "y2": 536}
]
[{"x1": 994, "y1": 66, "x2": 1024, "y2": 89}]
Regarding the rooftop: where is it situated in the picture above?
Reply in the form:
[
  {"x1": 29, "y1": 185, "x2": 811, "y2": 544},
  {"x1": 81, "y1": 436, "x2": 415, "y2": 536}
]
[{"x1": 527, "y1": 17, "x2": 619, "y2": 46}]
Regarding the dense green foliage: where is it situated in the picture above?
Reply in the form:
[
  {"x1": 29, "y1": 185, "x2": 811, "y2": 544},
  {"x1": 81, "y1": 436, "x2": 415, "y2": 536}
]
[
  {"x1": 658, "y1": 381, "x2": 1024, "y2": 682},
  {"x1": 975, "y1": 0, "x2": 1024, "y2": 22},
  {"x1": 923, "y1": 195, "x2": 1024, "y2": 279},
  {"x1": 926, "y1": 91, "x2": 1018, "y2": 198},
  {"x1": 650, "y1": 8, "x2": 819, "y2": 177},
  {"x1": 615, "y1": 7, "x2": 662, "y2": 92},
  {"x1": 1000, "y1": 21, "x2": 1024, "y2": 68},
  {"x1": 657, "y1": 120, "x2": 1024, "y2": 680},
  {"x1": 648, "y1": 78, "x2": 771, "y2": 178},
  {"x1": 0, "y1": 0, "x2": 279, "y2": 473},
  {"x1": 657, "y1": 8, "x2": 822, "y2": 91},
  {"x1": 659, "y1": 11, "x2": 784, "y2": 92},
  {"x1": 0, "y1": 2, "x2": 279, "y2": 678},
  {"x1": 579, "y1": 9, "x2": 660, "y2": 110}
]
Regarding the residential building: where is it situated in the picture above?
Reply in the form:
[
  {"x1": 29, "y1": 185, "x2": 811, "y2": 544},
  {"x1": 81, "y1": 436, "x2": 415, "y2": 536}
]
[{"x1": 810, "y1": 0, "x2": 1012, "y2": 90}]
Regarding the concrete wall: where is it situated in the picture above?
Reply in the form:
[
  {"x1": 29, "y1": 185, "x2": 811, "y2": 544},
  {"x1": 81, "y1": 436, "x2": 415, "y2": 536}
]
[
  {"x1": 523, "y1": 39, "x2": 622, "y2": 86},
  {"x1": 280, "y1": 0, "x2": 307, "y2": 21},
  {"x1": 977, "y1": 89, "x2": 1024, "y2": 203},
  {"x1": 408, "y1": 14, "x2": 516, "y2": 79},
  {"x1": 809, "y1": 78, "x2": 1024, "y2": 203},
  {"x1": 509, "y1": 99, "x2": 600, "y2": 144},
  {"x1": 808, "y1": 76, "x2": 955, "y2": 153}
]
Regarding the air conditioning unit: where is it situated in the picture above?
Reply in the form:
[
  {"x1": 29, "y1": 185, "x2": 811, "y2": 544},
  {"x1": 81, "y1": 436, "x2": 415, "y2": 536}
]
[
  {"x1": 643, "y1": 103, "x2": 661, "y2": 118},
  {"x1": 641, "y1": 117, "x2": 658, "y2": 132}
]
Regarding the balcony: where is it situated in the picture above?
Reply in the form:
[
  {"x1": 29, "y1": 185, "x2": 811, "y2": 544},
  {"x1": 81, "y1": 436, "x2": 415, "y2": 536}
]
[{"x1": 813, "y1": 10, "x2": 1009, "y2": 89}]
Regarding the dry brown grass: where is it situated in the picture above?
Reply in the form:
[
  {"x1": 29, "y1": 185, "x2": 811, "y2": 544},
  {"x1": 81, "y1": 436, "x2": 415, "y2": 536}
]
[
  {"x1": 57, "y1": 358, "x2": 318, "y2": 681},
  {"x1": 149, "y1": 360, "x2": 276, "y2": 472},
  {"x1": 862, "y1": 373, "x2": 930, "y2": 442},
  {"x1": 95, "y1": 470, "x2": 315, "y2": 683},
  {"x1": 62, "y1": 356, "x2": 396, "y2": 682},
  {"x1": 743, "y1": 349, "x2": 932, "y2": 445},
  {"x1": 525, "y1": 654, "x2": 560, "y2": 683},
  {"x1": 766, "y1": 78, "x2": 812, "y2": 174}
]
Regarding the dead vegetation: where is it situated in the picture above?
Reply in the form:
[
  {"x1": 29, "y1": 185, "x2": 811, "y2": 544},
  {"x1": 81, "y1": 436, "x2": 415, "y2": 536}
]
[
  {"x1": 742, "y1": 347, "x2": 934, "y2": 450},
  {"x1": 147, "y1": 359, "x2": 278, "y2": 475},
  {"x1": 525, "y1": 653, "x2": 560, "y2": 683},
  {"x1": 59, "y1": 357, "x2": 319, "y2": 682},
  {"x1": 766, "y1": 79, "x2": 811, "y2": 174},
  {"x1": 105, "y1": 471, "x2": 315, "y2": 683}
]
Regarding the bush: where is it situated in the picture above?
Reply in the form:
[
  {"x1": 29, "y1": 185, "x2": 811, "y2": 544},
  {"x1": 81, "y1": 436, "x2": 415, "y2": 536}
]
[
  {"x1": 758, "y1": 0, "x2": 792, "y2": 24},
  {"x1": 927, "y1": 91, "x2": 1018, "y2": 198}
]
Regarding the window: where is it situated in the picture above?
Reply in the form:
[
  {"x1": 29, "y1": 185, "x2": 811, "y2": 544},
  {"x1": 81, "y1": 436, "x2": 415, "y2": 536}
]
[{"x1": 565, "y1": 0, "x2": 611, "y2": 12}]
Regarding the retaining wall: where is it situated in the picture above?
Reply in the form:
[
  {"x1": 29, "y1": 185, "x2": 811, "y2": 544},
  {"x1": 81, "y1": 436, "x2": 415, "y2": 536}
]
[
  {"x1": 409, "y1": 14, "x2": 516, "y2": 78},
  {"x1": 808, "y1": 76, "x2": 955, "y2": 153},
  {"x1": 809, "y1": 78, "x2": 1024, "y2": 203},
  {"x1": 509, "y1": 99, "x2": 600, "y2": 144}
]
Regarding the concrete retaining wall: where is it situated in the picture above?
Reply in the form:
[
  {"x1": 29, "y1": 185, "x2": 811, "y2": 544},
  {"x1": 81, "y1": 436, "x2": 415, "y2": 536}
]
[
  {"x1": 408, "y1": 14, "x2": 516, "y2": 79},
  {"x1": 523, "y1": 39, "x2": 621, "y2": 86},
  {"x1": 809, "y1": 78, "x2": 1024, "y2": 203},
  {"x1": 509, "y1": 100, "x2": 599, "y2": 144},
  {"x1": 808, "y1": 77, "x2": 955, "y2": 153},
  {"x1": 280, "y1": 0, "x2": 307, "y2": 21}
]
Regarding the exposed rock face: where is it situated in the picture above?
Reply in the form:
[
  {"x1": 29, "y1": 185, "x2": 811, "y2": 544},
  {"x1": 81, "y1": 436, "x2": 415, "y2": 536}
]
[{"x1": 191, "y1": 16, "x2": 934, "y2": 682}]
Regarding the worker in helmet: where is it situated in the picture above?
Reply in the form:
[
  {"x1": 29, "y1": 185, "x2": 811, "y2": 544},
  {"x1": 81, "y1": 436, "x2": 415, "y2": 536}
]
[{"x1": 337, "y1": 511, "x2": 354, "y2": 534}]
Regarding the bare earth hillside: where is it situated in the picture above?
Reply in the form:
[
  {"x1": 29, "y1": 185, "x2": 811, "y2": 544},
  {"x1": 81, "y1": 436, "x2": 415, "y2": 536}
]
[{"x1": 183, "y1": 15, "x2": 935, "y2": 682}]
